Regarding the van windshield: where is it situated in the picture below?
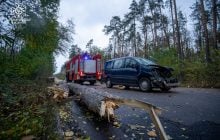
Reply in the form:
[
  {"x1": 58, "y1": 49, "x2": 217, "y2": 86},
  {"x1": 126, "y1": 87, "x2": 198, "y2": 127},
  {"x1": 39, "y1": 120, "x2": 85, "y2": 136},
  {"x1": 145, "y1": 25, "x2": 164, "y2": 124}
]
[{"x1": 134, "y1": 57, "x2": 156, "y2": 65}]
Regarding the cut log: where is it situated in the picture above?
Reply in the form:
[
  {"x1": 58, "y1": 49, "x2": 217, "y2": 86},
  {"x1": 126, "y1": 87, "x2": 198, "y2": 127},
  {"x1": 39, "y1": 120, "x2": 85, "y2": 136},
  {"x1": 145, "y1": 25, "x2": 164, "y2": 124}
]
[
  {"x1": 68, "y1": 83, "x2": 119, "y2": 121},
  {"x1": 68, "y1": 83, "x2": 168, "y2": 140}
]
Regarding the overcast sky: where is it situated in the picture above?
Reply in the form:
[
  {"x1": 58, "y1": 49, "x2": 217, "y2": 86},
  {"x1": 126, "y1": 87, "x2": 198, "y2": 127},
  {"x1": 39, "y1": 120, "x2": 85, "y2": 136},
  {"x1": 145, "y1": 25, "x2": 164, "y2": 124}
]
[{"x1": 55, "y1": 0, "x2": 193, "y2": 73}]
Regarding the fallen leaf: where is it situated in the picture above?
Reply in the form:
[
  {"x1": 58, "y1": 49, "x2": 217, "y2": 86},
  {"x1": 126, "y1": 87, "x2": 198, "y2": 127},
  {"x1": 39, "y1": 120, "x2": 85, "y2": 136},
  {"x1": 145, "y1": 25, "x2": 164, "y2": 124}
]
[
  {"x1": 147, "y1": 130, "x2": 157, "y2": 137},
  {"x1": 181, "y1": 128, "x2": 186, "y2": 131},
  {"x1": 143, "y1": 116, "x2": 148, "y2": 120},
  {"x1": 150, "y1": 123, "x2": 155, "y2": 128},
  {"x1": 167, "y1": 135, "x2": 173, "y2": 140},
  {"x1": 129, "y1": 124, "x2": 146, "y2": 130},
  {"x1": 108, "y1": 135, "x2": 115, "y2": 140},
  {"x1": 132, "y1": 133, "x2": 135, "y2": 137},
  {"x1": 113, "y1": 121, "x2": 120, "y2": 128},
  {"x1": 65, "y1": 131, "x2": 74, "y2": 137}
]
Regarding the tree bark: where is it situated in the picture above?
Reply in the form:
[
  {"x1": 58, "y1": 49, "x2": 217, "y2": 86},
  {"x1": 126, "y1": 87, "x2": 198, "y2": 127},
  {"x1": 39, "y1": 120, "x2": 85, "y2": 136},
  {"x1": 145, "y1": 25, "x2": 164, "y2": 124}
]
[
  {"x1": 121, "y1": 27, "x2": 125, "y2": 57},
  {"x1": 148, "y1": 0, "x2": 158, "y2": 49},
  {"x1": 212, "y1": 0, "x2": 217, "y2": 49},
  {"x1": 144, "y1": 27, "x2": 148, "y2": 58},
  {"x1": 134, "y1": 18, "x2": 137, "y2": 56},
  {"x1": 170, "y1": 0, "x2": 176, "y2": 48},
  {"x1": 68, "y1": 83, "x2": 121, "y2": 120},
  {"x1": 159, "y1": 5, "x2": 170, "y2": 48},
  {"x1": 173, "y1": 0, "x2": 182, "y2": 60},
  {"x1": 113, "y1": 37, "x2": 116, "y2": 58},
  {"x1": 199, "y1": 0, "x2": 211, "y2": 63}
]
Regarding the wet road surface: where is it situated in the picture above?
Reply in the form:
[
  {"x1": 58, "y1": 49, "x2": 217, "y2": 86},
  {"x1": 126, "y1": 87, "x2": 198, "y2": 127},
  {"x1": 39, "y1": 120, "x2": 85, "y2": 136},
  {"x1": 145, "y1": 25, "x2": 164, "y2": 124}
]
[{"x1": 59, "y1": 82, "x2": 220, "y2": 140}]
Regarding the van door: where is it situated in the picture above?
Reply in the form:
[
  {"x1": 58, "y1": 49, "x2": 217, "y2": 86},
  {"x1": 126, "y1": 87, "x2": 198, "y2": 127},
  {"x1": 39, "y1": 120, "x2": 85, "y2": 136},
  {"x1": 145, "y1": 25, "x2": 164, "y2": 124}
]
[
  {"x1": 111, "y1": 59, "x2": 125, "y2": 84},
  {"x1": 104, "y1": 61, "x2": 113, "y2": 79},
  {"x1": 122, "y1": 58, "x2": 139, "y2": 85}
]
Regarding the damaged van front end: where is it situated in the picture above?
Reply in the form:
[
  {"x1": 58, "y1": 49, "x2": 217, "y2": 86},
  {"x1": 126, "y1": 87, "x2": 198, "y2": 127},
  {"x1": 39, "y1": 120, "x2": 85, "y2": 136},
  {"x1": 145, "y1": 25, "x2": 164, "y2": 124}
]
[{"x1": 144, "y1": 65, "x2": 179, "y2": 91}]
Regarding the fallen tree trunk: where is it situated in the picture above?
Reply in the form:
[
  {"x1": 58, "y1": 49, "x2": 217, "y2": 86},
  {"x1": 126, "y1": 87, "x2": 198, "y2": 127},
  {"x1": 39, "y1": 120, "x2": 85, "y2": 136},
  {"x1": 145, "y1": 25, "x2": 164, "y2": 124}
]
[
  {"x1": 68, "y1": 83, "x2": 168, "y2": 140},
  {"x1": 68, "y1": 83, "x2": 119, "y2": 120}
]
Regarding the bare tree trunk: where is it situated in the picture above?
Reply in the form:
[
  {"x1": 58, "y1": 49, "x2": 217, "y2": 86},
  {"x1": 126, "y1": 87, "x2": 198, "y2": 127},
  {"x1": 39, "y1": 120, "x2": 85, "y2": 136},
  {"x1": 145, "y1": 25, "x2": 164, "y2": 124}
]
[
  {"x1": 173, "y1": 0, "x2": 182, "y2": 60},
  {"x1": 212, "y1": 0, "x2": 217, "y2": 49},
  {"x1": 121, "y1": 27, "x2": 125, "y2": 57},
  {"x1": 117, "y1": 35, "x2": 121, "y2": 57},
  {"x1": 199, "y1": 0, "x2": 211, "y2": 63},
  {"x1": 170, "y1": 0, "x2": 176, "y2": 48},
  {"x1": 134, "y1": 19, "x2": 137, "y2": 56},
  {"x1": 150, "y1": 24, "x2": 156, "y2": 50},
  {"x1": 144, "y1": 27, "x2": 148, "y2": 58},
  {"x1": 113, "y1": 37, "x2": 116, "y2": 58},
  {"x1": 148, "y1": 0, "x2": 158, "y2": 49},
  {"x1": 173, "y1": 0, "x2": 184, "y2": 80},
  {"x1": 10, "y1": 36, "x2": 16, "y2": 62},
  {"x1": 198, "y1": 20, "x2": 202, "y2": 53},
  {"x1": 159, "y1": 6, "x2": 170, "y2": 48}
]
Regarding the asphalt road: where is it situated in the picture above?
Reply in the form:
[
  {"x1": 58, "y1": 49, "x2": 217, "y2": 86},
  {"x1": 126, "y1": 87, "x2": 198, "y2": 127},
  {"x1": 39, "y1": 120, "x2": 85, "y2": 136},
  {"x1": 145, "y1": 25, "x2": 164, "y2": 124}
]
[
  {"x1": 61, "y1": 82, "x2": 220, "y2": 140},
  {"x1": 96, "y1": 85, "x2": 220, "y2": 125}
]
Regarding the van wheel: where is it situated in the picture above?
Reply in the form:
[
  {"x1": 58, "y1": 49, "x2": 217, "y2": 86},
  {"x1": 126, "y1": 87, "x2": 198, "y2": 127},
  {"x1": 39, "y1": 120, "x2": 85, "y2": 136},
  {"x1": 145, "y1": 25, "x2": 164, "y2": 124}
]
[
  {"x1": 90, "y1": 81, "x2": 96, "y2": 85},
  {"x1": 124, "y1": 86, "x2": 130, "y2": 89},
  {"x1": 106, "y1": 78, "x2": 113, "y2": 88},
  {"x1": 139, "y1": 78, "x2": 151, "y2": 92},
  {"x1": 74, "y1": 80, "x2": 82, "y2": 84},
  {"x1": 66, "y1": 73, "x2": 71, "y2": 82}
]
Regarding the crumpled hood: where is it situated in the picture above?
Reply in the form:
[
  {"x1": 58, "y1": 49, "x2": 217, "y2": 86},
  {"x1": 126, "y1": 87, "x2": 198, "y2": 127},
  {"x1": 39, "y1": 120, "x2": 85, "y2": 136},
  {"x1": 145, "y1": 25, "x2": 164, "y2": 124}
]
[{"x1": 142, "y1": 64, "x2": 173, "y2": 78}]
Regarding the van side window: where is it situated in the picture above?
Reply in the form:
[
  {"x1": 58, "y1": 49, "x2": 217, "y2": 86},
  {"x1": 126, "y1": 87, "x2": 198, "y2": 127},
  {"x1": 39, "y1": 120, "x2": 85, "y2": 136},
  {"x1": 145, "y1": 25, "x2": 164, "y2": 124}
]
[
  {"x1": 105, "y1": 61, "x2": 112, "y2": 69},
  {"x1": 125, "y1": 59, "x2": 137, "y2": 69},
  {"x1": 113, "y1": 59, "x2": 124, "y2": 69}
]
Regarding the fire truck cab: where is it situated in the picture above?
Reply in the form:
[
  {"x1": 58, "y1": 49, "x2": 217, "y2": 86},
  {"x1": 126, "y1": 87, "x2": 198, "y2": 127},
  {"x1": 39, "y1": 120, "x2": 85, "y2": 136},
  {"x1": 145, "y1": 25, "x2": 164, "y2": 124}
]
[{"x1": 65, "y1": 53, "x2": 102, "y2": 85}]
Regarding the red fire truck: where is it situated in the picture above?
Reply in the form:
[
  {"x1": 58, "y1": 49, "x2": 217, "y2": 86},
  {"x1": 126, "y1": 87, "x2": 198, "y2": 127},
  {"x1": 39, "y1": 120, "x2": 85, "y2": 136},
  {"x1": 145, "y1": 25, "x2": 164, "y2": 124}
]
[{"x1": 65, "y1": 53, "x2": 102, "y2": 85}]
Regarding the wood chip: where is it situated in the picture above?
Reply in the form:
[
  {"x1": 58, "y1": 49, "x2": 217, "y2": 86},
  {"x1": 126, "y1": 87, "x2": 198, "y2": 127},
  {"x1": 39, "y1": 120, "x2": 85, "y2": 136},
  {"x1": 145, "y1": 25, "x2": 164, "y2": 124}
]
[{"x1": 129, "y1": 124, "x2": 146, "y2": 130}]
